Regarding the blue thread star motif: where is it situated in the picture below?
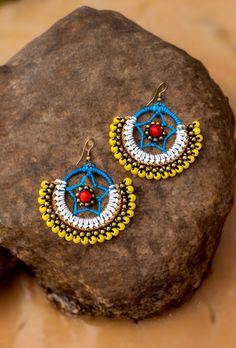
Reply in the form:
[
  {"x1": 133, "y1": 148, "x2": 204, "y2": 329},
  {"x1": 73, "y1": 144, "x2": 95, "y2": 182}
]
[
  {"x1": 135, "y1": 112, "x2": 176, "y2": 153},
  {"x1": 64, "y1": 164, "x2": 112, "y2": 217},
  {"x1": 133, "y1": 102, "x2": 182, "y2": 154}
]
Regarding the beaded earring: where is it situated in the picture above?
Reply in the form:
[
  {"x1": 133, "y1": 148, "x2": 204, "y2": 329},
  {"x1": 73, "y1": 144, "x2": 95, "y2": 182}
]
[
  {"x1": 38, "y1": 139, "x2": 136, "y2": 245},
  {"x1": 109, "y1": 83, "x2": 203, "y2": 180}
]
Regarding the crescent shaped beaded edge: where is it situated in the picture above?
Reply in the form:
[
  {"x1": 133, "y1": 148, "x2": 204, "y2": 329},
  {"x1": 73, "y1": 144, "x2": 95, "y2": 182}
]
[
  {"x1": 109, "y1": 118, "x2": 203, "y2": 180},
  {"x1": 38, "y1": 177, "x2": 136, "y2": 245}
]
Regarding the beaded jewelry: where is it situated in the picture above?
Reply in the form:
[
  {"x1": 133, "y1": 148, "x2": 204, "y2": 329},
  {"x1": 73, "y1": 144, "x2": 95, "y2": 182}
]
[
  {"x1": 38, "y1": 139, "x2": 136, "y2": 245},
  {"x1": 109, "y1": 83, "x2": 203, "y2": 180}
]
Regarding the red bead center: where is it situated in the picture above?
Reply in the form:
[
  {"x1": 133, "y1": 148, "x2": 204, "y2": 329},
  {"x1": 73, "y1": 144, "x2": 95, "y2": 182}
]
[
  {"x1": 79, "y1": 190, "x2": 92, "y2": 203},
  {"x1": 149, "y1": 124, "x2": 163, "y2": 137}
]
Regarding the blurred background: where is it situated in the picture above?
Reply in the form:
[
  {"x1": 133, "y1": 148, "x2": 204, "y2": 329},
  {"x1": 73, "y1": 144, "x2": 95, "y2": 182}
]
[{"x1": 0, "y1": 1, "x2": 235, "y2": 348}]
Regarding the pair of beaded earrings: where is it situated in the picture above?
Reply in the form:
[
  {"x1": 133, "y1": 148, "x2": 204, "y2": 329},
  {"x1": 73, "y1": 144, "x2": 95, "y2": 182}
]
[{"x1": 38, "y1": 83, "x2": 203, "y2": 246}]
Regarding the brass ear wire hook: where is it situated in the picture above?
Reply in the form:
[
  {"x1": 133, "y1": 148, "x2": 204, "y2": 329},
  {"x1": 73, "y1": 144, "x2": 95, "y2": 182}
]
[
  {"x1": 76, "y1": 138, "x2": 95, "y2": 165},
  {"x1": 146, "y1": 82, "x2": 168, "y2": 106}
]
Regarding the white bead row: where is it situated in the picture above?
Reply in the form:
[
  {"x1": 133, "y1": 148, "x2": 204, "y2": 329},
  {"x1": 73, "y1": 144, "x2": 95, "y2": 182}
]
[
  {"x1": 53, "y1": 182, "x2": 120, "y2": 230},
  {"x1": 122, "y1": 117, "x2": 188, "y2": 165}
]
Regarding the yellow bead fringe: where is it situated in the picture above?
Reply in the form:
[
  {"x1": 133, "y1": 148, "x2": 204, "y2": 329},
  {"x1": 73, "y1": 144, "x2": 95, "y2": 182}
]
[
  {"x1": 38, "y1": 177, "x2": 136, "y2": 245},
  {"x1": 109, "y1": 118, "x2": 203, "y2": 180}
]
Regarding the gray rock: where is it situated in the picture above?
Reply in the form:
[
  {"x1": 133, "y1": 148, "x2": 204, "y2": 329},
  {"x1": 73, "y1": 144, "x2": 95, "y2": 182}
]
[{"x1": 0, "y1": 6, "x2": 235, "y2": 319}]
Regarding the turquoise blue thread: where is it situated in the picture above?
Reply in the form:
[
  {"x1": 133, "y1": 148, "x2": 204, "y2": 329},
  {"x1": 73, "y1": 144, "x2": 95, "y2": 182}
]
[
  {"x1": 63, "y1": 163, "x2": 113, "y2": 216},
  {"x1": 133, "y1": 102, "x2": 182, "y2": 153}
]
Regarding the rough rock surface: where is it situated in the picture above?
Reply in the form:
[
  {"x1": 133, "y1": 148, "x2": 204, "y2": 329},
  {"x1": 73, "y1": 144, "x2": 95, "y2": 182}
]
[
  {"x1": 0, "y1": 7, "x2": 235, "y2": 319},
  {"x1": 0, "y1": 247, "x2": 17, "y2": 283}
]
